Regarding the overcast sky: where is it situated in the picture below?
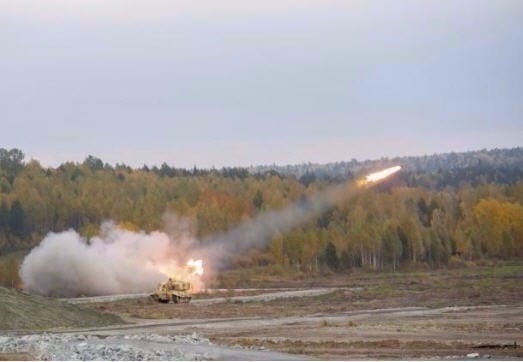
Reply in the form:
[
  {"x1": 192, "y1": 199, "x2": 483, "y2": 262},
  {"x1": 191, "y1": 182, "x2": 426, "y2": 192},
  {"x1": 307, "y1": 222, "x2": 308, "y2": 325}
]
[{"x1": 1, "y1": 0, "x2": 522, "y2": 168}]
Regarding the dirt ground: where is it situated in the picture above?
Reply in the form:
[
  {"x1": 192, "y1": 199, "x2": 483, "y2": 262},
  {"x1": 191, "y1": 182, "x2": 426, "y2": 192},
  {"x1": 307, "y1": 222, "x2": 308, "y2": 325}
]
[
  {"x1": 0, "y1": 353, "x2": 34, "y2": 361},
  {"x1": 210, "y1": 305, "x2": 523, "y2": 359},
  {"x1": 84, "y1": 263, "x2": 523, "y2": 359}
]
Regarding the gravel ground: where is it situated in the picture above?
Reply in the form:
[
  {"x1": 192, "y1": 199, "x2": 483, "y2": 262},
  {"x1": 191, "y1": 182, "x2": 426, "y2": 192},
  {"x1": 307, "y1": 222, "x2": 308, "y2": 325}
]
[
  {"x1": 0, "y1": 333, "x2": 306, "y2": 360},
  {"x1": 0, "y1": 333, "x2": 312, "y2": 361}
]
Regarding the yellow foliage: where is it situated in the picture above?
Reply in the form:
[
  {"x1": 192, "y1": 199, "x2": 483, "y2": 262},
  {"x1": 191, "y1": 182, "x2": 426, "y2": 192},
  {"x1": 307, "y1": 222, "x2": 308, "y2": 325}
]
[
  {"x1": 79, "y1": 224, "x2": 100, "y2": 239},
  {"x1": 118, "y1": 221, "x2": 139, "y2": 232},
  {"x1": 473, "y1": 198, "x2": 523, "y2": 257}
]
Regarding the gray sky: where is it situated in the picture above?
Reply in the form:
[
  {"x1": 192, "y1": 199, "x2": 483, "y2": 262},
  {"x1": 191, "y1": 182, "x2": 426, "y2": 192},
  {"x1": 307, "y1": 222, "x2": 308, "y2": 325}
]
[{"x1": 1, "y1": 0, "x2": 522, "y2": 168}]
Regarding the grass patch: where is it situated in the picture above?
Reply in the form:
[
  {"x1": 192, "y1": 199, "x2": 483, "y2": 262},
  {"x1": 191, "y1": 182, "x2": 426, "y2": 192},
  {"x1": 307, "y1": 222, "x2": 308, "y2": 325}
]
[
  {"x1": 0, "y1": 251, "x2": 26, "y2": 288},
  {"x1": 0, "y1": 286, "x2": 123, "y2": 331}
]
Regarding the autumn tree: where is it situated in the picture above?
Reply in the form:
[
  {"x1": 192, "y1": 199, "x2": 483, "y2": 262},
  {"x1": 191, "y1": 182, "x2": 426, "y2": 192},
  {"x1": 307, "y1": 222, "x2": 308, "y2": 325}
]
[
  {"x1": 0, "y1": 148, "x2": 25, "y2": 184},
  {"x1": 323, "y1": 241, "x2": 339, "y2": 270}
]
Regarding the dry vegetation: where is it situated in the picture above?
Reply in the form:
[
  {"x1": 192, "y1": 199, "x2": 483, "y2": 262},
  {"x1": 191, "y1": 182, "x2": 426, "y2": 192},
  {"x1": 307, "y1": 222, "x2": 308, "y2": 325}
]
[
  {"x1": 91, "y1": 262, "x2": 523, "y2": 320},
  {"x1": 0, "y1": 287, "x2": 123, "y2": 331}
]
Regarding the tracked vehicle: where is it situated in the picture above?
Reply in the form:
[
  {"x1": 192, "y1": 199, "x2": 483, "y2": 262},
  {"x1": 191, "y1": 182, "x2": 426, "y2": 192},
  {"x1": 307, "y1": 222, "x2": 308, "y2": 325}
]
[{"x1": 150, "y1": 278, "x2": 192, "y2": 303}]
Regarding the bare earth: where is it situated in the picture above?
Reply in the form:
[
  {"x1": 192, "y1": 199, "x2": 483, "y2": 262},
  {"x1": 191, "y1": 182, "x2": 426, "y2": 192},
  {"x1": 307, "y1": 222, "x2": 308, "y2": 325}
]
[
  {"x1": 3, "y1": 263, "x2": 522, "y2": 360},
  {"x1": 64, "y1": 287, "x2": 337, "y2": 305},
  {"x1": 65, "y1": 304, "x2": 522, "y2": 360},
  {"x1": 83, "y1": 264, "x2": 523, "y2": 359}
]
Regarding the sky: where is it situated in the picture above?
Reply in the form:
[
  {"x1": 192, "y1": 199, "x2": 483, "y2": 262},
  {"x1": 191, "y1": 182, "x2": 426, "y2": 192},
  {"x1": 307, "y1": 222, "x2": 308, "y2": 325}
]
[{"x1": 1, "y1": 0, "x2": 522, "y2": 168}]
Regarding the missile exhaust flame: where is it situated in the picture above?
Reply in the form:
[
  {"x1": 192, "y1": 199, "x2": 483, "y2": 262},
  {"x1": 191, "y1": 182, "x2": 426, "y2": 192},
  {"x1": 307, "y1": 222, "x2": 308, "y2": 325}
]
[
  {"x1": 186, "y1": 258, "x2": 204, "y2": 276},
  {"x1": 359, "y1": 165, "x2": 402, "y2": 185}
]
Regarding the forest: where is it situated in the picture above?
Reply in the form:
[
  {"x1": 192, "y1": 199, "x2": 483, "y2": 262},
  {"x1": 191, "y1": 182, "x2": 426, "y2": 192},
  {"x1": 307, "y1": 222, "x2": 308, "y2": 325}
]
[{"x1": 0, "y1": 147, "x2": 522, "y2": 286}]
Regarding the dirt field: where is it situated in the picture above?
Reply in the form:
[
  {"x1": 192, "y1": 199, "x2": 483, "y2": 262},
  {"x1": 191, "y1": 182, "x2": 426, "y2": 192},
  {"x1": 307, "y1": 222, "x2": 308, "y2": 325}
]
[{"x1": 83, "y1": 263, "x2": 523, "y2": 359}]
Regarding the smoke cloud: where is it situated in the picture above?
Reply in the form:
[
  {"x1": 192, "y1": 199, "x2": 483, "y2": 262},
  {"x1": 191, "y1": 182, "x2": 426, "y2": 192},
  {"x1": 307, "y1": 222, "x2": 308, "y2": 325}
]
[{"x1": 20, "y1": 219, "x2": 201, "y2": 297}]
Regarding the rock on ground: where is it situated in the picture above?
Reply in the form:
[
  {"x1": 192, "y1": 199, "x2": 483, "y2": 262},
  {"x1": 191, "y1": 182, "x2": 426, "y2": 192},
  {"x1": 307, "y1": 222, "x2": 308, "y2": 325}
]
[
  {"x1": 0, "y1": 332, "x2": 303, "y2": 361},
  {"x1": 0, "y1": 333, "x2": 202, "y2": 360}
]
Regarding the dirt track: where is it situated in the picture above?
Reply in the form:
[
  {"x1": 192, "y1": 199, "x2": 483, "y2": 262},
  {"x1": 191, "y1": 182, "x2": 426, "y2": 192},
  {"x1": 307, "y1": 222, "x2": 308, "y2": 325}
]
[
  {"x1": 5, "y1": 289, "x2": 523, "y2": 360},
  {"x1": 58, "y1": 303, "x2": 523, "y2": 343},
  {"x1": 63, "y1": 288, "x2": 339, "y2": 305},
  {"x1": 63, "y1": 289, "x2": 523, "y2": 360},
  {"x1": 56, "y1": 305, "x2": 503, "y2": 334}
]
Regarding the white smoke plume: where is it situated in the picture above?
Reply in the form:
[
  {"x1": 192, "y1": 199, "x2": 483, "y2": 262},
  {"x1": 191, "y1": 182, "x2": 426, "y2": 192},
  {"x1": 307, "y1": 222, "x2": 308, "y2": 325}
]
[{"x1": 20, "y1": 219, "x2": 202, "y2": 297}]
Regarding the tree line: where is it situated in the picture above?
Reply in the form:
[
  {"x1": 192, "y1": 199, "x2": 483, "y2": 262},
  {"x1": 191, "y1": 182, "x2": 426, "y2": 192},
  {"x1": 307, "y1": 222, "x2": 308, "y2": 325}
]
[{"x1": 0, "y1": 148, "x2": 522, "y2": 277}]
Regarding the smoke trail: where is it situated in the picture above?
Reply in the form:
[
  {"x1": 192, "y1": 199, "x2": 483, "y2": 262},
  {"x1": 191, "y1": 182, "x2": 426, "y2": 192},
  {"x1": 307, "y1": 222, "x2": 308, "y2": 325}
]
[
  {"x1": 192, "y1": 181, "x2": 358, "y2": 269},
  {"x1": 191, "y1": 166, "x2": 402, "y2": 269}
]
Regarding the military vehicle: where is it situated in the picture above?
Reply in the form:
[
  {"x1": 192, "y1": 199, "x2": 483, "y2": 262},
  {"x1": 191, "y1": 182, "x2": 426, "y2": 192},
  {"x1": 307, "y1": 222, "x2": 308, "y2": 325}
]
[{"x1": 150, "y1": 278, "x2": 192, "y2": 303}]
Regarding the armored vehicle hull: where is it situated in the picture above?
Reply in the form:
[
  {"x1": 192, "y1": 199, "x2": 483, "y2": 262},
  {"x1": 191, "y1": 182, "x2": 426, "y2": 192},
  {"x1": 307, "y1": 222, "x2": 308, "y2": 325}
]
[{"x1": 150, "y1": 278, "x2": 192, "y2": 304}]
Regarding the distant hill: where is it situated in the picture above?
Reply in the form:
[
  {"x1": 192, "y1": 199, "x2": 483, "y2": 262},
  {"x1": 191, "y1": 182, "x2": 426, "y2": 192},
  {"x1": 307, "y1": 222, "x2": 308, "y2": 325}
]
[{"x1": 248, "y1": 147, "x2": 523, "y2": 188}]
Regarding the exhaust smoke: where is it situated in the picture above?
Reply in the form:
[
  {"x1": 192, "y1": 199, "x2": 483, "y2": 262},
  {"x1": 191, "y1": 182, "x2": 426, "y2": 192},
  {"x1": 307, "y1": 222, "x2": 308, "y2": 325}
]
[
  {"x1": 20, "y1": 166, "x2": 400, "y2": 297},
  {"x1": 20, "y1": 220, "x2": 204, "y2": 297},
  {"x1": 193, "y1": 165, "x2": 402, "y2": 269}
]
